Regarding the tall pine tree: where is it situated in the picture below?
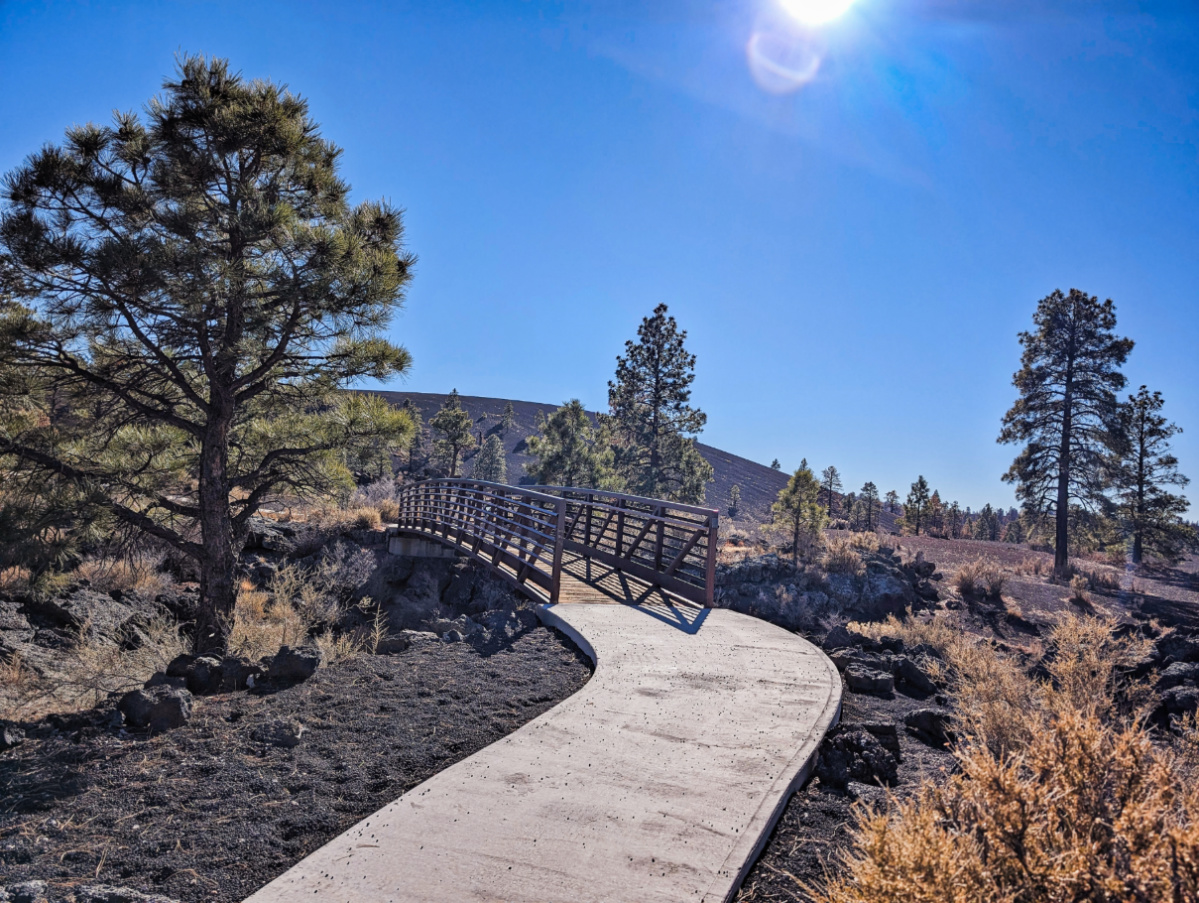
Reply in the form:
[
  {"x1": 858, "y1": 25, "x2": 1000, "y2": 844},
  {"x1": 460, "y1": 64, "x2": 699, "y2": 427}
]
[
  {"x1": 904, "y1": 476, "x2": 931, "y2": 535},
  {"x1": 859, "y1": 481, "x2": 880, "y2": 532},
  {"x1": 0, "y1": 57, "x2": 414, "y2": 651},
  {"x1": 821, "y1": 465, "x2": 843, "y2": 518},
  {"x1": 608, "y1": 304, "x2": 712, "y2": 503},
  {"x1": 999, "y1": 289, "x2": 1133, "y2": 576},
  {"x1": 1112, "y1": 386, "x2": 1196, "y2": 563}
]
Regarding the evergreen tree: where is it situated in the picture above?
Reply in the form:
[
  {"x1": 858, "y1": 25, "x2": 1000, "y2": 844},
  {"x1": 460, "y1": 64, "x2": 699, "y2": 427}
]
[
  {"x1": 430, "y1": 389, "x2": 476, "y2": 478},
  {"x1": 525, "y1": 400, "x2": 618, "y2": 489},
  {"x1": 821, "y1": 465, "x2": 843, "y2": 518},
  {"x1": 904, "y1": 476, "x2": 931, "y2": 535},
  {"x1": 973, "y1": 503, "x2": 1000, "y2": 541},
  {"x1": 728, "y1": 484, "x2": 741, "y2": 518},
  {"x1": 771, "y1": 458, "x2": 826, "y2": 565},
  {"x1": 1112, "y1": 386, "x2": 1197, "y2": 563},
  {"x1": 771, "y1": 459, "x2": 781, "y2": 471},
  {"x1": 860, "y1": 481, "x2": 880, "y2": 532},
  {"x1": 885, "y1": 490, "x2": 900, "y2": 514},
  {"x1": 500, "y1": 401, "x2": 516, "y2": 437},
  {"x1": 471, "y1": 434, "x2": 508, "y2": 484},
  {"x1": 0, "y1": 58, "x2": 414, "y2": 651},
  {"x1": 947, "y1": 501, "x2": 964, "y2": 539},
  {"x1": 999, "y1": 288, "x2": 1134, "y2": 576},
  {"x1": 927, "y1": 490, "x2": 945, "y2": 536},
  {"x1": 1004, "y1": 518, "x2": 1026, "y2": 544},
  {"x1": 607, "y1": 304, "x2": 713, "y2": 502}
]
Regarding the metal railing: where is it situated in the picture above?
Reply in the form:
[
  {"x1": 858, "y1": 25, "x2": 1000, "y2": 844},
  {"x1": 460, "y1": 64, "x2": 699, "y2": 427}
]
[{"x1": 394, "y1": 479, "x2": 719, "y2": 607}]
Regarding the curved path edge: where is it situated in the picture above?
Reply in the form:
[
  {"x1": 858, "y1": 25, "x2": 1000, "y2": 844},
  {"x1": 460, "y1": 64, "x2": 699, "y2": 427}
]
[{"x1": 244, "y1": 603, "x2": 842, "y2": 903}]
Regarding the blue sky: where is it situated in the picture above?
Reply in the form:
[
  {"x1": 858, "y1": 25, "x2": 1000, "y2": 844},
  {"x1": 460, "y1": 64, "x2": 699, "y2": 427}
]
[{"x1": 2, "y1": 0, "x2": 1196, "y2": 512}]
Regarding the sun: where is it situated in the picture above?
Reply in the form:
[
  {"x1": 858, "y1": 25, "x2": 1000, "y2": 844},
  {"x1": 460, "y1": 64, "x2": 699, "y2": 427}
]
[{"x1": 778, "y1": 0, "x2": 857, "y2": 26}]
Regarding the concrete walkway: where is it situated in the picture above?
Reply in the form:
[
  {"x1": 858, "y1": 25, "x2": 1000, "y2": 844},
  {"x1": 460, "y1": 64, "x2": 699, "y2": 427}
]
[{"x1": 244, "y1": 602, "x2": 842, "y2": 903}]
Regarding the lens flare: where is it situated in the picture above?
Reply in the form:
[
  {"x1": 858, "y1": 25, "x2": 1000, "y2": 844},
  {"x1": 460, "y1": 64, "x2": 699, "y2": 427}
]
[
  {"x1": 746, "y1": 31, "x2": 821, "y2": 94},
  {"x1": 778, "y1": 0, "x2": 856, "y2": 26}
]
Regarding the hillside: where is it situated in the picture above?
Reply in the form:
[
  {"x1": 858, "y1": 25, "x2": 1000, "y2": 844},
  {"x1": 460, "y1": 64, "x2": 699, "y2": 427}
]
[{"x1": 368, "y1": 391, "x2": 899, "y2": 532}]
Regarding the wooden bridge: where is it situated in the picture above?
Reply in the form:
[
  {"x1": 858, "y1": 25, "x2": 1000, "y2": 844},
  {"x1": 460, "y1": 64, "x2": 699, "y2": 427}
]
[{"x1": 392, "y1": 478, "x2": 720, "y2": 607}]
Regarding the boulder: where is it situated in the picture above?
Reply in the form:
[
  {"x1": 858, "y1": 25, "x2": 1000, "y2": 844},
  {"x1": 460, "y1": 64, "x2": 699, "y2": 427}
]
[
  {"x1": 1155, "y1": 631, "x2": 1199, "y2": 665},
  {"x1": 268, "y1": 644, "x2": 323, "y2": 683},
  {"x1": 219, "y1": 656, "x2": 262, "y2": 691},
  {"x1": 22, "y1": 588, "x2": 136, "y2": 641},
  {"x1": 843, "y1": 663, "x2": 894, "y2": 697},
  {"x1": 185, "y1": 655, "x2": 225, "y2": 695},
  {"x1": 822, "y1": 625, "x2": 866, "y2": 651},
  {"x1": 0, "y1": 721, "x2": 25, "y2": 750},
  {"x1": 165, "y1": 653, "x2": 195, "y2": 678},
  {"x1": 1157, "y1": 686, "x2": 1199, "y2": 721},
  {"x1": 1159, "y1": 662, "x2": 1199, "y2": 691},
  {"x1": 251, "y1": 718, "x2": 305, "y2": 748},
  {"x1": 143, "y1": 672, "x2": 187, "y2": 691},
  {"x1": 119, "y1": 685, "x2": 192, "y2": 732},
  {"x1": 442, "y1": 630, "x2": 463, "y2": 643},
  {"x1": 892, "y1": 655, "x2": 938, "y2": 695},
  {"x1": 840, "y1": 721, "x2": 900, "y2": 753},
  {"x1": 904, "y1": 707, "x2": 954, "y2": 748},
  {"x1": 816, "y1": 729, "x2": 898, "y2": 790}
]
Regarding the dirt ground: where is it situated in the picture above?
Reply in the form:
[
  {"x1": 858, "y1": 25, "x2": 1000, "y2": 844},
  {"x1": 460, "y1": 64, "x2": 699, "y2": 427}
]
[{"x1": 0, "y1": 625, "x2": 592, "y2": 902}]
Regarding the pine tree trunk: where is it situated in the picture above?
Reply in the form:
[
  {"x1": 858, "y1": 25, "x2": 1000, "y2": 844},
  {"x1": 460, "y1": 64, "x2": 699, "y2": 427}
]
[
  {"x1": 1054, "y1": 416, "x2": 1072, "y2": 578},
  {"x1": 195, "y1": 414, "x2": 237, "y2": 653}
]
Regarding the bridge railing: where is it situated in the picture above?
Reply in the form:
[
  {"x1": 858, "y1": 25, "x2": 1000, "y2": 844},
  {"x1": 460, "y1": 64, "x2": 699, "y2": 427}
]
[{"x1": 394, "y1": 478, "x2": 719, "y2": 607}]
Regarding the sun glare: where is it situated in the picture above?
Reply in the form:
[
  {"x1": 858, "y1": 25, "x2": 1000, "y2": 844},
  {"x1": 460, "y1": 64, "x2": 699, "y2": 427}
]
[{"x1": 779, "y1": 0, "x2": 856, "y2": 26}]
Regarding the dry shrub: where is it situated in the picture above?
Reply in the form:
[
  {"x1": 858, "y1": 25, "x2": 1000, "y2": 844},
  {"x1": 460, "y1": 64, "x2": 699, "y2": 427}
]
[
  {"x1": 815, "y1": 616, "x2": 1199, "y2": 903},
  {"x1": 823, "y1": 536, "x2": 865, "y2": 576},
  {"x1": 848, "y1": 532, "x2": 881, "y2": 554},
  {"x1": 75, "y1": 555, "x2": 175, "y2": 598},
  {"x1": 1014, "y1": 556, "x2": 1049, "y2": 577},
  {"x1": 351, "y1": 506, "x2": 383, "y2": 530},
  {"x1": 227, "y1": 587, "x2": 306, "y2": 661},
  {"x1": 848, "y1": 611, "x2": 963, "y2": 658},
  {"x1": 815, "y1": 710, "x2": 1199, "y2": 903},
  {"x1": 0, "y1": 615, "x2": 186, "y2": 720},
  {"x1": 377, "y1": 498, "x2": 401, "y2": 524},
  {"x1": 952, "y1": 558, "x2": 1005, "y2": 598}
]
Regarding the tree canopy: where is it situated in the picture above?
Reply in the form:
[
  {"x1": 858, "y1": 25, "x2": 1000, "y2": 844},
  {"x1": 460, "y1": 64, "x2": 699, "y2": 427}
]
[
  {"x1": 772, "y1": 458, "x2": 826, "y2": 565},
  {"x1": 471, "y1": 433, "x2": 508, "y2": 484},
  {"x1": 0, "y1": 57, "x2": 415, "y2": 649},
  {"x1": 430, "y1": 389, "x2": 475, "y2": 478}
]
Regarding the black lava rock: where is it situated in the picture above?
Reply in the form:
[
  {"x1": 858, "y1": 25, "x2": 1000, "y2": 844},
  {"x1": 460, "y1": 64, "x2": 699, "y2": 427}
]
[{"x1": 119, "y1": 685, "x2": 193, "y2": 732}]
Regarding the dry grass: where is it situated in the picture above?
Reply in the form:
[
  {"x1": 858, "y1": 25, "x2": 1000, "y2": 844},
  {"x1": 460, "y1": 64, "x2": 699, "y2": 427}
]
[
  {"x1": 74, "y1": 554, "x2": 176, "y2": 598},
  {"x1": 811, "y1": 616, "x2": 1197, "y2": 903},
  {"x1": 951, "y1": 558, "x2": 1005, "y2": 599},
  {"x1": 0, "y1": 565, "x2": 32, "y2": 595},
  {"x1": 226, "y1": 584, "x2": 307, "y2": 662},
  {"x1": 377, "y1": 498, "x2": 401, "y2": 524},
  {"x1": 0, "y1": 615, "x2": 186, "y2": 721},
  {"x1": 823, "y1": 536, "x2": 866, "y2": 576}
]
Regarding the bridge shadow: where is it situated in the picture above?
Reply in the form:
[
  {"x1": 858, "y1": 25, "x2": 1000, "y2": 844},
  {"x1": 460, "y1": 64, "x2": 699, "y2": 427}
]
[{"x1": 561, "y1": 555, "x2": 709, "y2": 635}]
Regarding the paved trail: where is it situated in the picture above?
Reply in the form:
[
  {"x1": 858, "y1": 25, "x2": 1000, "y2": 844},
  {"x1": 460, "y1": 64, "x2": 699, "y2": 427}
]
[{"x1": 244, "y1": 593, "x2": 841, "y2": 903}]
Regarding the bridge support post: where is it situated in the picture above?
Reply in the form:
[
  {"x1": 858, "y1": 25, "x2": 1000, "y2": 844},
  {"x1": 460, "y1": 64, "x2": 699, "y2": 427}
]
[
  {"x1": 550, "y1": 497, "x2": 566, "y2": 603},
  {"x1": 704, "y1": 512, "x2": 719, "y2": 608}
]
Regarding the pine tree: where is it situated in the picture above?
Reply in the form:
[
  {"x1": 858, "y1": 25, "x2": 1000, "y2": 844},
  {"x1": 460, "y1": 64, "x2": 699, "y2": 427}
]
[
  {"x1": 973, "y1": 503, "x2": 1000, "y2": 541},
  {"x1": 821, "y1": 466, "x2": 843, "y2": 518},
  {"x1": 771, "y1": 459, "x2": 781, "y2": 471},
  {"x1": 999, "y1": 288, "x2": 1134, "y2": 576},
  {"x1": 430, "y1": 389, "x2": 476, "y2": 478},
  {"x1": 904, "y1": 476, "x2": 931, "y2": 535},
  {"x1": 947, "y1": 501, "x2": 963, "y2": 539},
  {"x1": 860, "y1": 482, "x2": 880, "y2": 532},
  {"x1": 771, "y1": 458, "x2": 826, "y2": 565},
  {"x1": 608, "y1": 304, "x2": 713, "y2": 503},
  {"x1": 0, "y1": 57, "x2": 414, "y2": 651},
  {"x1": 885, "y1": 490, "x2": 900, "y2": 514},
  {"x1": 927, "y1": 490, "x2": 945, "y2": 536},
  {"x1": 1112, "y1": 386, "x2": 1197, "y2": 563},
  {"x1": 500, "y1": 401, "x2": 516, "y2": 437},
  {"x1": 1004, "y1": 518, "x2": 1026, "y2": 544},
  {"x1": 471, "y1": 434, "x2": 508, "y2": 484},
  {"x1": 525, "y1": 400, "x2": 618, "y2": 489},
  {"x1": 729, "y1": 484, "x2": 741, "y2": 518}
]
